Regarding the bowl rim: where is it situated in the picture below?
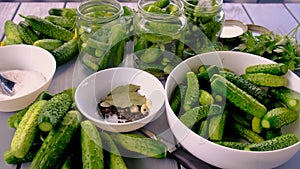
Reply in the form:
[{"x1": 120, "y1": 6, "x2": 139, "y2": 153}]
[
  {"x1": 0, "y1": 44, "x2": 56, "y2": 102},
  {"x1": 75, "y1": 67, "x2": 165, "y2": 127}
]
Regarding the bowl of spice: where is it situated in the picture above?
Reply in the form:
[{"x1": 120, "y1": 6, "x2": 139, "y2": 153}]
[
  {"x1": 74, "y1": 67, "x2": 165, "y2": 132},
  {"x1": 0, "y1": 44, "x2": 56, "y2": 112}
]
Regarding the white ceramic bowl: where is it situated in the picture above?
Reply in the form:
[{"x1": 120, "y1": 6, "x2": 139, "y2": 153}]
[
  {"x1": 0, "y1": 45, "x2": 56, "y2": 112},
  {"x1": 165, "y1": 51, "x2": 300, "y2": 169},
  {"x1": 75, "y1": 67, "x2": 165, "y2": 133}
]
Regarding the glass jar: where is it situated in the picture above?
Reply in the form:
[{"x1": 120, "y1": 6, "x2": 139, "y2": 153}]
[
  {"x1": 133, "y1": 0, "x2": 187, "y2": 78},
  {"x1": 183, "y1": 0, "x2": 225, "y2": 43},
  {"x1": 76, "y1": 0, "x2": 128, "y2": 71}
]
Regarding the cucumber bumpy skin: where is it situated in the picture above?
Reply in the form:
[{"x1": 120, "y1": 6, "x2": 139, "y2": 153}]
[
  {"x1": 10, "y1": 100, "x2": 47, "y2": 158},
  {"x1": 244, "y1": 134, "x2": 299, "y2": 151},
  {"x1": 245, "y1": 63, "x2": 288, "y2": 76},
  {"x1": 262, "y1": 107, "x2": 299, "y2": 129},
  {"x1": 241, "y1": 73, "x2": 287, "y2": 87},
  {"x1": 183, "y1": 71, "x2": 200, "y2": 111}
]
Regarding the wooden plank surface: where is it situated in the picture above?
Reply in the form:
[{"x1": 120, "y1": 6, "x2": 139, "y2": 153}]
[
  {"x1": 243, "y1": 3, "x2": 299, "y2": 35},
  {"x1": 0, "y1": 2, "x2": 19, "y2": 41}
]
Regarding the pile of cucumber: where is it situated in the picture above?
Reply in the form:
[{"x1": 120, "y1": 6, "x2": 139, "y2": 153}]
[
  {"x1": 1, "y1": 8, "x2": 78, "y2": 66},
  {"x1": 4, "y1": 89, "x2": 167, "y2": 169},
  {"x1": 170, "y1": 63, "x2": 300, "y2": 151}
]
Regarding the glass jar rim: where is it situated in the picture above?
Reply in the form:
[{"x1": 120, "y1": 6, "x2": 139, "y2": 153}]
[
  {"x1": 137, "y1": 0, "x2": 184, "y2": 19},
  {"x1": 183, "y1": 0, "x2": 223, "y2": 11},
  {"x1": 77, "y1": 0, "x2": 123, "y2": 23}
]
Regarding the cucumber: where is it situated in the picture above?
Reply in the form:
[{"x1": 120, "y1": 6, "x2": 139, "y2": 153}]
[
  {"x1": 33, "y1": 39, "x2": 63, "y2": 52},
  {"x1": 4, "y1": 148, "x2": 36, "y2": 164},
  {"x1": 38, "y1": 93, "x2": 72, "y2": 132},
  {"x1": 152, "y1": 0, "x2": 170, "y2": 8},
  {"x1": 197, "y1": 65, "x2": 221, "y2": 81},
  {"x1": 268, "y1": 87, "x2": 300, "y2": 112},
  {"x1": 231, "y1": 122, "x2": 265, "y2": 143},
  {"x1": 264, "y1": 128, "x2": 282, "y2": 140},
  {"x1": 241, "y1": 73, "x2": 287, "y2": 87},
  {"x1": 17, "y1": 21, "x2": 39, "y2": 45},
  {"x1": 10, "y1": 100, "x2": 47, "y2": 158},
  {"x1": 252, "y1": 116, "x2": 263, "y2": 134},
  {"x1": 19, "y1": 14, "x2": 74, "y2": 41},
  {"x1": 208, "y1": 109, "x2": 229, "y2": 141},
  {"x1": 214, "y1": 141, "x2": 250, "y2": 150},
  {"x1": 244, "y1": 134, "x2": 299, "y2": 151},
  {"x1": 180, "y1": 104, "x2": 222, "y2": 128},
  {"x1": 261, "y1": 107, "x2": 299, "y2": 129},
  {"x1": 7, "y1": 91, "x2": 53, "y2": 129},
  {"x1": 210, "y1": 74, "x2": 267, "y2": 119},
  {"x1": 29, "y1": 110, "x2": 81, "y2": 169},
  {"x1": 99, "y1": 132, "x2": 128, "y2": 169},
  {"x1": 183, "y1": 71, "x2": 200, "y2": 111},
  {"x1": 81, "y1": 120, "x2": 104, "y2": 169},
  {"x1": 198, "y1": 120, "x2": 208, "y2": 137},
  {"x1": 51, "y1": 38, "x2": 78, "y2": 66},
  {"x1": 45, "y1": 15, "x2": 76, "y2": 29},
  {"x1": 48, "y1": 8, "x2": 76, "y2": 18},
  {"x1": 169, "y1": 85, "x2": 185, "y2": 115},
  {"x1": 4, "y1": 20, "x2": 23, "y2": 44},
  {"x1": 222, "y1": 71, "x2": 270, "y2": 105},
  {"x1": 199, "y1": 89, "x2": 214, "y2": 105},
  {"x1": 245, "y1": 63, "x2": 288, "y2": 76},
  {"x1": 230, "y1": 113, "x2": 251, "y2": 129},
  {"x1": 110, "y1": 133, "x2": 167, "y2": 159}
]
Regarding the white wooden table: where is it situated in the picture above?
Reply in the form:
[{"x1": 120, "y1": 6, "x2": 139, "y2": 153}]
[{"x1": 0, "y1": 1, "x2": 300, "y2": 169}]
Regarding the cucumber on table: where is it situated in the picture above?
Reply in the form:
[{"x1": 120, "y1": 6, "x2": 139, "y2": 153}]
[
  {"x1": 244, "y1": 134, "x2": 299, "y2": 151},
  {"x1": 99, "y1": 132, "x2": 128, "y2": 169},
  {"x1": 48, "y1": 8, "x2": 76, "y2": 18},
  {"x1": 33, "y1": 39, "x2": 63, "y2": 52},
  {"x1": 10, "y1": 100, "x2": 47, "y2": 158},
  {"x1": 19, "y1": 14, "x2": 74, "y2": 41},
  {"x1": 38, "y1": 93, "x2": 72, "y2": 132},
  {"x1": 268, "y1": 87, "x2": 300, "y2": 112},
  {"x1": 17, "y1": 21, "x2": 40, "y2": 45},
  {"x1": 110, "y1": 133, "x2": 167, "y2": 159},
  {"x1": 4, "y1": 20, "x2": 23, "y2": 44},
  {"x1": 29, "y1": 110, "x2": 81, "y2": 169},
  {"x1": 51, "y1": 38, "x2": 78, "y2": 66},
  {"x1": 81, "y1": 120, "x2": 104, "y2": 169}
]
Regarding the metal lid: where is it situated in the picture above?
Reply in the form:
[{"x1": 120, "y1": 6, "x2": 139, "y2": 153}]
[{"x1": 220, "y1": 20, "x2": 248, "y2": 38}]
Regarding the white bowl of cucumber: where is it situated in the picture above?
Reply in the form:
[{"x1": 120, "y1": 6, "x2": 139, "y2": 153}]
[
  {"x1": 75, "y1": 67, "x2": 165, "y2": 133},
  {"x1": 0, "y1": 44, "x2": 56, "y2": 112},
  {"x1": 165, "y1": 51, "x2": 300, "y2": 169}
]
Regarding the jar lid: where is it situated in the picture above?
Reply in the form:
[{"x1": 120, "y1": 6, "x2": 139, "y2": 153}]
[
  {"x1": 247, "y1": 24, "x2": 271, "y2": 36},
  {"x1": 220, "y1": 20, "x2": 248, "y2": 39}
]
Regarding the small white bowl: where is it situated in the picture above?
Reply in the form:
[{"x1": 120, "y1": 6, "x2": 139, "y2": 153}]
[
  {"x1": 165, "y1": 51, "x2": 300, "y2": 169},
  {"x1": 75, "y1": 67, "x2": 165, "y2": 133},
  {"x1": 0, "y1": 45, "x2": 56, "y2": 112}
]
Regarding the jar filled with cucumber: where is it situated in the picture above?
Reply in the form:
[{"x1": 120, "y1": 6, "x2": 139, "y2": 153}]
[
  {"x1": 183, "y1": 0, "x2": 225, "y2": 54},
  {"x1": 133, "y1": 0, "x2": 187, "y2": 78},
  {"x1": 77, "y1": 0, "x2": 131, "y2": 71}
]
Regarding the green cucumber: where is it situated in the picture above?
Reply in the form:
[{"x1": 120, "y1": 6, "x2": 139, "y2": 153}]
[
  {"x1": 45, "y1": 15, "x2": 76, "y2": 29},
  {"x1": 214, "y1": 141, "x2": 250, "y2": 150},
  {"x1": 33, "y1": 39, "x2": 63, "y2": 52},
  {"x1": 198, "y1": 120, "x2": 208, "y2": 137},
  {"x1": 140, "y1": 45, "x2": 163, "y2": 63},
  {"x1": 180, "y1": 104, "x2": 222, "y2": 128},
  {"x1": 264, "y1": 128, "x2": 282, "y2": 140},
  {"x1": 51, "y1": 38, "x2": 78, "y2": 66},
  {"x1": 222, "y1": 71, "x2": 270, "y2": 105},
  {"x1": 169, "y1": 85, "x2": 185, "y2": 115},
  {"x1": 241, "y1": 73, "x2": 287, "y2": 87},
  {"x1": 19, "y1": 14, "x2": 74, "y2": 41},
  {"x1": 81, "y1": 120, "x2": 104, "y2": 169},
  {"x1": 244, "y1": 134, "x2": 299, "y2": 151},
  {"x1": 196, "y1": 65, "x2": 221, "y2": 81},
  {"x1": 38, "y1": 93, "x2": 72, "y2": 132},
  {"x1": 17, "y1": 21, "x2": 40, "y2": 45},
  {"x1": 245, "y1": 63, "x2": 288, "y2": 76},
  {"x1": 29, "y1": 110, "x2": 81, "y2": 169},
  {"x1": 183, "y1": 71, "x2": 200, "y2": 111},
  {"x1": 4, "y1": 148, "x2": 36, "y2": 164},
  {"x1": 208, "y1": 109, "x2": 229, "y2": 141},
  {"x1": 152, "y1": 0, "x2": 170, "y2": 8},
  {"x1": 230, "y1": 113, "x2": 252, "y2": 129},
  {"x1": 48, "y1": 8, "x2": 76, "y2": 19},
  {"x1": 4, "y1": 20, "x2": 23, "y2": 44},
  {"x1": 110, "y1": 133, "x2": 167, "y2": 159},
  {"x1": 99, "y1": 132, "x2": 128, "y2": 169},
  {"x1": 252, "y1": 116, "x2": 263, "y2": 134},
  {"x1": 268, "y1": 87, "x2": 300, "y2": 112},
  {"x1": 231, "y1": 122, "x2": 265, "y2": 143},
  {"x1": 199, "y1": 89, "x2": 214, "y2": 105},
  {"x1": 10, "y1": 100, "x2": 47, "y2": 158},
  {"x1": 261, "y1": 107, "x2": 298, "y2": 129},
  {"x1": 210, "y1": 74, "x2": 267, "y2": 119}
]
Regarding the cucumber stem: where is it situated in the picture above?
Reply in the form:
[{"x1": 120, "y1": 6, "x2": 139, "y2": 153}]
[{"x1": 261, "y1": 119, "x2": 270, "y2": 129}]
